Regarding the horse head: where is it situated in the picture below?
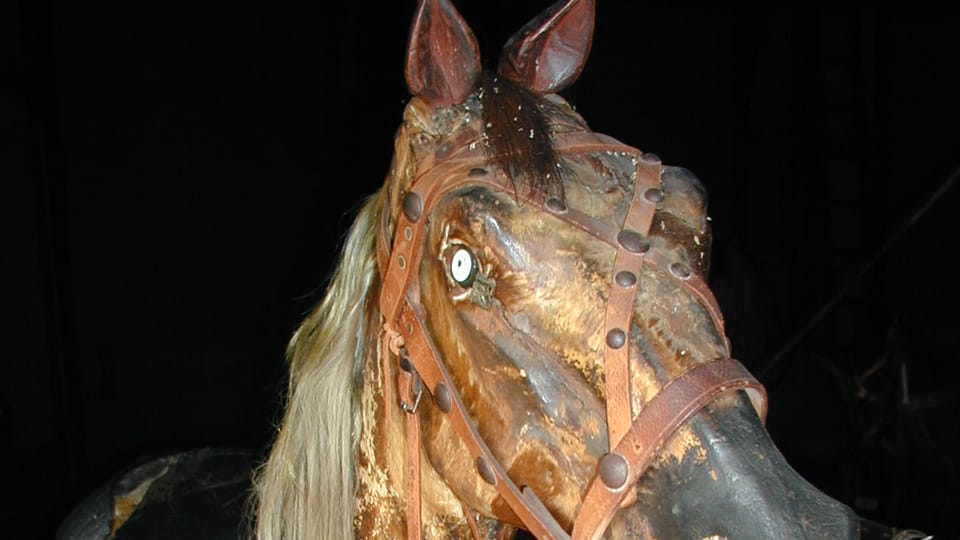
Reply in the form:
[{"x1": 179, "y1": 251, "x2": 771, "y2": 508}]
[{"x1": 252, "y1": 1, "x2": 931, "y2": 538}]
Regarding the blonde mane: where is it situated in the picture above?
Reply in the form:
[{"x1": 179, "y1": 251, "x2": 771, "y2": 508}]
[
  {"x1": 250, "y1": 191, "x2": 381, "y2": 540},
  {"x1": 249, "y1": 94, "x2": 440, "y2": 539}
]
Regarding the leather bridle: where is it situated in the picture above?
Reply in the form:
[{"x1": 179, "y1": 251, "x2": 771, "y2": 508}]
[{"x1": 375, "y1": 120, "x2": 768, "y2": 540}]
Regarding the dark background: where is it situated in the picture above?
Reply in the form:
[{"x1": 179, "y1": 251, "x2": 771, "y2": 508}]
[{"x1": 5, "y1": 0, "x2": 959, "y2": 538}]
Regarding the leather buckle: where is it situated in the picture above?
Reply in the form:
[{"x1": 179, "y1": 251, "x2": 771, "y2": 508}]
[{"x1": 398, "y1": 349, "x2": 423, "y2": 414}]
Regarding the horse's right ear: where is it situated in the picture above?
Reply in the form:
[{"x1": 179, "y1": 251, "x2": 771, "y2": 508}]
[{"x1": 405, "y1": 0, "x2": 481, "y2": 107}]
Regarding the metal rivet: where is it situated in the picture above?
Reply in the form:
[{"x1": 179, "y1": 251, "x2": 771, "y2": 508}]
[
  {"x1": 397, "y1": 255, "x2": 406, "y2": 269},
  {"x1": 640, "y1": 152, "x2": 660, "y2": 164},
  {"x1": 405, "y1": 322, "x2": 413, "y2": 335},
  {"x1": 617, "y1": 230, "x2": 650, "y2": 254},
  {"x1": 670, "y1": 262, "x2": 692, "y2": 280},
  {"x1": 598, "y1": 453, "x2": 629, "y2": 491},
  {"x1": 436, "y1": 142, "x2": 452, "y2": 159},
  {"x1": 615, "y1": 270, "x2": 637, "y2": 288},
  {"x1": 606, "y1": 329, "x2": 626, "y2": 349},
  {"x1": 643, "y1": 188, "x2": 664, "y2": 203},
  {"x1": 434, "y1": 383, "x2": 452, "y2": 413},
  {"x1": 545, "y1": 197, "x2": 567, "y2": 213},
  {"x1": 468, "y1": 167, "x2": 488, "y2": 177},
  {"x1": 404, "y1": 226, "x2": 413, "y2": 241},
  {"x1": 403, "y1": 193, "x2": 423, "y2": 222},
  {"x1": 476, "y1": 456, "x2": 497, "y2": 485}
]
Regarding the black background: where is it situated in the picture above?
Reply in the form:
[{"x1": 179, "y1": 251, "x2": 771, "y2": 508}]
[{"x1": 5, "y1": 0, "x2": 959, "y2": 538}]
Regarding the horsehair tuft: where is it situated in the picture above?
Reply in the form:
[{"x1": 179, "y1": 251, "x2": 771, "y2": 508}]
[
  {"x1": 250, "y1": 193, "x2": 380, "y2": 540},
  {"x1": 479, "y1": 70, "x2": 567, "y2": 202}
]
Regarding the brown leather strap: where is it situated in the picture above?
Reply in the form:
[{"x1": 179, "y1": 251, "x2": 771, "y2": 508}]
[
  {"x1": 397, "y1": 300, "x2": 571, "y2": 539},
  {"x1": 602, "y1": 155, "x2": 661, "y2": 447},
  {"x1": 571, "y1": 357, "x2": 767, "y2": 540},
  {"x1": 395, "y1": 349, "x2": 424, "y2": 540},
  {"x1": 405, "y1": 396, "x2": 423, "y2": 540},
  {"x1": 461, "y1": 501, "x2": 483, "y2": 540}
]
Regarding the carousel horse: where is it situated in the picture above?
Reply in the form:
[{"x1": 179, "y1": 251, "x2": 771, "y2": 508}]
[
  {"x1": 50, "y1": 2, "x2": 937, "y2": 539},
  {"x1": 249, "y1": 0, "x2": 934, "y2": 538},
  {"x1": 53, "y1": 1, "x2": 936, "y2": 538}
]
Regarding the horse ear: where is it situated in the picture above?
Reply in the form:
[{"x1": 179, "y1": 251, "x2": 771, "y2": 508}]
[
  {"x1": 405, "y1": 0, "x2": 481, "y2": 107},
  {"x1": 497, "y1": 0, "x2": 595, "y2": 95}
]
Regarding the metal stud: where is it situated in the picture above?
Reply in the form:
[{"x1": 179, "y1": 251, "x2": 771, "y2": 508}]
[
  {"x1": 545, "y1": 197, "x2": 567, "y2": 213},
  {"x1": 476, "y1": 456, "x2": 497, "y2": 485},
  {"x1": 436, "y1": 142, "x2": 452, "y2": 159},
  {"x1": 643, "y1": 188, "x2": 664, "y2": 204},
  {"x1": 598, "y1": 453, "x2": 629, "y2": 491},
  {"x1": 606, "y1": 329, "x2": 626, "y2": 349},
  {"x1": 670, "y1": 262, "x2": 692, "y2": 280},
  {"x1": 615, "y1": 270, "x2": 637, "y2": 288},
  {"x1": 640, "y1": 152, "x2": 660, "y2": 164},
  {"x1": 617, "y1": 230, "x2": 650, "y2": 254},
  {"x1": 403, "y1": 193, "x2": 423, "y2": 222},
  {"x1": 434, "y1": 383, "x2": 452, "y2": 413}
]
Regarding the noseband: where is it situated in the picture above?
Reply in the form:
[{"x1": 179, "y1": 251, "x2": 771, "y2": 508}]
[{"x1": 375, "y1": 121, "x2": 768, "y2": 540}]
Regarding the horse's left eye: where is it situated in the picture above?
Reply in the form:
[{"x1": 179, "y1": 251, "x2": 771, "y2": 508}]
[{"x1": 449, "y1": 247, "x2": 478, "y2": 287}]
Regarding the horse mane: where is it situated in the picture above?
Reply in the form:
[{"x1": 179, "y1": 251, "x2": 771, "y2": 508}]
[{"x1": 250, "y1": 192, "x2": 381, "y2": 540}]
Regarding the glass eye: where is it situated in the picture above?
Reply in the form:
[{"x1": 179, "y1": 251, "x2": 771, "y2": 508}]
[{"x1": 449, "y1": 247, "x2": 478, "y2": 287}]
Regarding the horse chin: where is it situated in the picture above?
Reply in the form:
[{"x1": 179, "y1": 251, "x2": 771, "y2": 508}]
[{"x1": 603, "y1": 393, "x2": 860, "y2": 540}]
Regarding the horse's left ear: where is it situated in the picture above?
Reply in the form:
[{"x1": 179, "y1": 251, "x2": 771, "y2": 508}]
[{"x1": 498, "y1": 0, "x2": 595, "y2": 95}]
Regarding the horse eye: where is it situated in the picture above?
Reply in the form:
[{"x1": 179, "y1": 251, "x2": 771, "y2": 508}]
[{"x1": 449, "y1": 247, "x2": 478, "y2": 287}]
